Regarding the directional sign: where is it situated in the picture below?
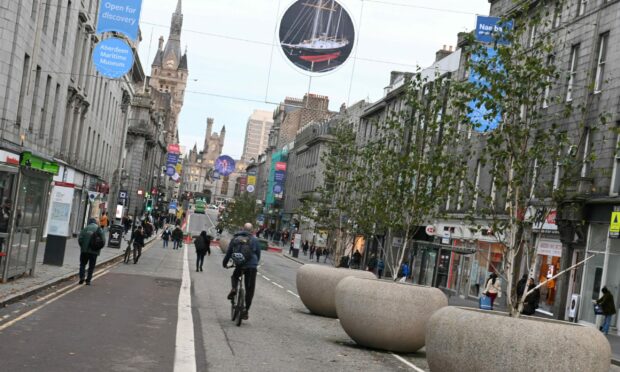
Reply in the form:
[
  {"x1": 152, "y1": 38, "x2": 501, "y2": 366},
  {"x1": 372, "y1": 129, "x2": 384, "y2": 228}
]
[
  {"x1": 92, "y1": 37, "x2": 134, "y2": 79},
  {"x1": 96, "y1": 0, "x2": 143, "y2": 41},
  {"x1": 610, "y1": 210, "x2": 620, "y2": 238}
]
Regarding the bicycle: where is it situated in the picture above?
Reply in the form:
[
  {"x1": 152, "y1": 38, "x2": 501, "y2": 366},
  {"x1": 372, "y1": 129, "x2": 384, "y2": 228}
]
[
  {"x1": 123, "y1": 239, "x2": 133, "y2": 264},
  {"x1": 227, "y1": 265, "x2": 245, "y2": 326}
]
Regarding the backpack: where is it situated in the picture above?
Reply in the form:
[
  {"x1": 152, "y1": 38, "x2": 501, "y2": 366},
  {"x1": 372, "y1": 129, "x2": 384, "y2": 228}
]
[
  {"x1": 89, "y1": 229, "x2": 105, "y2": 251},
  {"x1": 230, "y1": 235, "x2": 253, "y2": 265}
]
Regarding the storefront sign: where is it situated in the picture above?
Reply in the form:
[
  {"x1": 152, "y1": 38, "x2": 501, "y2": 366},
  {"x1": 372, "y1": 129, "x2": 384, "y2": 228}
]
[
  {"x1": 167, "y1": 144, "x2": 181, "y2": 154},
  {"x1": 20, "y1": 151, "x2": 59, "y2": 175},
  {"x1": 537, "y1": 239, "x2": 562, "y2": 257},
  {"x1": 275, "y1": 162, "x2": 287, "y2": 171},
  {"x1": 45, "y1": 184, "x2": 75, "y2": 237},
  {"x1": 0, "y1": 149, "x2": 19, "y2": 165},
  {"x1": 96, "y1": 0, "x2": 143, "y2": 41},
  {"x1": 609, "y1": 211, "x2": 620, "y2": 238},
  {"x1": 475, "y1": 16, "x2": 512, "y2": 45},
  {"x1": 425, "y1": 225, "x2": 436, "y2": 235},
  {"x1": 92, "y1": 37, "x2": 134, "y2": 79},
  {"x1": 533, "y1": 209, "x2": 558, "y2": 231}
]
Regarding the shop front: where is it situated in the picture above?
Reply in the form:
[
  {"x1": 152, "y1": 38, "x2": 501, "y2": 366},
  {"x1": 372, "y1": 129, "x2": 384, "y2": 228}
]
[
  {"x1": 0, "y1": 151, "x2": 57, "y2": 281},
  {"x1": 532, "y1": 238, "x2": 563, "y2": 315}
]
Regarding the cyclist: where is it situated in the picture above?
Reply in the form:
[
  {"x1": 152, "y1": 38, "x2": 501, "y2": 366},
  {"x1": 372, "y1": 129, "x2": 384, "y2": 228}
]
[{"x1": 222, "y1": 223, "x2": 260, "y2": 320}]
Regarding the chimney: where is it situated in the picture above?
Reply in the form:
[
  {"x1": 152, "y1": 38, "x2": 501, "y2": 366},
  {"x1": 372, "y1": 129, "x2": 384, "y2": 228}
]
[
  {"x1": 339, "y1": 103, "x2": 347, "y2": 113},
  {"x1": 435, "y1": 45, "x2": 452, "y2": 62}
]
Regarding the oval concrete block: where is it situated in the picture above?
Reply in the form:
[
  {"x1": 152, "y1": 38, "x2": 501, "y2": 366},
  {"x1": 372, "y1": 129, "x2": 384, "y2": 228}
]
[
  {"x1": 335, "y1": 277, "x2": 447, "y2": 353},
  {"x1": 426, "y1": 307, "x2": 611, "y2": 372},
  {"x1": 296, "y1": 265, "x2": 376, "y2": 318},
  {"x1": 219, "y1": 237, "x2": 230, "y2": 254}
]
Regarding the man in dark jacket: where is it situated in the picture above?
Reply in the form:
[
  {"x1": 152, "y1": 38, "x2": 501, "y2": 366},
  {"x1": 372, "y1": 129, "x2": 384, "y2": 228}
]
[
  {"x1": 223, "y1": 223, "x2": 260, "y2": 320},
  {"x1": 194, "y1": 231, "x2": 210, "y2": 272},
  {"x1": 78, "y1": 218, "x2": 105, "y2": 285},
  {"x1": 595, "y1": 286, "x2": 616, "y2": 335},
  {"x1": 172, "y1": 225, "x2": 184, "y2": 250}
]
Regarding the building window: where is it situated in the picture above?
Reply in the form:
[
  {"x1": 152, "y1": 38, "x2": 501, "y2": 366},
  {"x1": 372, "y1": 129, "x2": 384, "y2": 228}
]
[
  {"x1": 543, "y1": 55, "x2": 554, "y2": 108},
  {"x1": 16, "y1": 54, "x2": 31, "y2": 125},
  {"x1": 528, "y1": 23, "x2": 537, "y2": 48},
  {"x1": 61, "y1": 0, "x2": 72, "y2": 54},
  {"x1": 566, "y1": 44, "x2": 579, "y2": 102},
  {"x1": 553, "y1": 149, "x2": 563, "y2": 190},
  {"x1": 593, "y1": 33, "x2": 608, "y2": 94},
  {"x1": 580, "y1": 127, "x2": 590, "y2": 178},
  {"x1": 530, "y1": 158, "x2": 539, "y2": 199},
  {"x1": 472, "y1": 160, "x2": 481, "y2": 209},
  {"x1": 611, "y1": 131, "x2": 620, "y2": 195},
  {"x1": 577, "y1": 0, "x2": 587, "y2": 17},
  {"x1": 553, "y1": 2, "x2": 562, "y2": 28}
]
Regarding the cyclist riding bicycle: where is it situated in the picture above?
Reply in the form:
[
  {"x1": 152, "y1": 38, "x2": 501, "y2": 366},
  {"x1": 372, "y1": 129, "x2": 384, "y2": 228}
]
[{"x1": 222, "y1": 223, "x2": 261, "y2": 320}]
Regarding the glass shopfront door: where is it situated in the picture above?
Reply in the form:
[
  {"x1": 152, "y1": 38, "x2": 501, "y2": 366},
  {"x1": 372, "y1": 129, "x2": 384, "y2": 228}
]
[{"x1": 0, "y1": 166, "x2": 17, "y2": 274}]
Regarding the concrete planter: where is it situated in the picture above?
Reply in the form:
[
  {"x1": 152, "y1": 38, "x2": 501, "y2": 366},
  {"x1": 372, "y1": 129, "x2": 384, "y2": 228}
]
[
  {"x1": 335, "y1": 277, "x2": 447, "y2": 353},
  {"x1": 218, "y1": 237, "x2": 230, "y2": 254},
  {"x1": 426, "y1": 307, "x2": 611, "y2": 372},
  {"x1": 296, "y1": 264, "x2": 376, "y2": 318}
]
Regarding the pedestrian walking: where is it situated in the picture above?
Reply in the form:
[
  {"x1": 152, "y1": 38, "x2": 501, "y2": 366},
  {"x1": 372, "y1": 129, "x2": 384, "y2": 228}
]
[
  {"x1": 172, "y1": 225, "x2": 184, "y2": 249},
  {"x1": 483, "y1": 272, "x2": 502, "y2": 309},
  {"x1": 194, "y1": 231, "x2": 210, "y2": 272},
  {"x1": 302, "y1": 240, "x2": 309, "y2": 256},
  {"x1": 131, "y1": 225, "x2": 145, "y2": 264},
  {"x1": 161, "y1": 227, "x2": 171, "y2": 248},
  {"x1": 323, "y1": 247, "x2": 330, "y2": 263},
  {"x1": 377, "y1": 258, "x2": 385, "y2": 279},
  {"x1": 315, "y1": 247, "x2": 322, "y2": 262},
  {"x1": 77, "y1": 218, "x2": 105, "y2": 285},
  {"x1": 351, "y1": 250, "x2": 362, "y2": 269},
  {"x1": 594, "y1": 287, "x2": 616, "y2": 335},
  {"x1": 100, "y1": 212, "x2": 109, "y2": 230},
  {"x1": 398, "y1": 262, "x2": 410, "y2": 283},
  {"x1": 309, "y1": 244, "x2": 315, "y2": 260},
  {"x1": 521, "y1": 278, "x2": 540, "y2": 316}
]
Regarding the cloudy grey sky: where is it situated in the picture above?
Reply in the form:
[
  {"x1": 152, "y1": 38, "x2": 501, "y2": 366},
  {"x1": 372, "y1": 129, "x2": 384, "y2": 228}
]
[{"x1": 137, "y1": 0, "x2": 490, "y2": 158}]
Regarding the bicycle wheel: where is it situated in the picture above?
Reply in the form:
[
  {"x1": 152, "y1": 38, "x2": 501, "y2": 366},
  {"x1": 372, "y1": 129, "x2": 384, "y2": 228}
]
[
  {"x1": 124, "y1": 246, "x2": 131, "y2": 263},
  {"x1": 230, "y1": 295, "x2": 237, "y2": 321},
  {"x1": 236, "y1": 288, "x2": 245, "y2": 326}
]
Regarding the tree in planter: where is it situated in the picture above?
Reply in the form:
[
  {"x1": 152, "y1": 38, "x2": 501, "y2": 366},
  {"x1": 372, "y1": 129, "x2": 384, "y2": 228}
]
[
  {"x1": 455, "y1": 0, "x2": 610, "y2": 316},
  {"x1": 218, "y1": 193, "x2": 259, "y2": 233},
  {"x1": 358, "y1": 70, "x2": 462, "y2": 280}
]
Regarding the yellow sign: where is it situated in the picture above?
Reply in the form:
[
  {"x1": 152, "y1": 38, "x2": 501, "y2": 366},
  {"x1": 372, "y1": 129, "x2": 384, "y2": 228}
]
[
  {"x1": 176, "y1": 164, "x2": 182, "y2": 173},
  {"x1": 248, "y1": 176, "x2": 256, "y2": 185},
  {"x1": 610, "y1": 211, "x2": 620, "y2": 238}
]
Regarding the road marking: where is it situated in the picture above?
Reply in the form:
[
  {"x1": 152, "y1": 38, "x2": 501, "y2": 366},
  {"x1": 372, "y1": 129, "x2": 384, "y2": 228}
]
[
  {"x1": 287, "y1": 290, "x2": 300, "y2": 298},
  {"x1": 390, "y1": 352, "x2": 426, "y2": 372},
  {"x1": 173, "y1": 240, "x2": 197, "y2": 372},
  {"x1": 272, "y1": 282, "x2": 284, "y2": 289},
  {"x1": 262, "y1": 275, "x2": 270, "y2": 281},
  {"x1": 0, "y1": 266, "x2": 112, "y2": 332}
]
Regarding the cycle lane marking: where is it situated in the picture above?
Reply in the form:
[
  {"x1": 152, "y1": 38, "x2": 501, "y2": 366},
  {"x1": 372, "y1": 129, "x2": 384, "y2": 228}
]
[
  {"x1": 390, "y1": 352, "x2": 426, "y2": 372},
  {"x1": 173, "y1": 230, "x2": 197, "y2": 371}
]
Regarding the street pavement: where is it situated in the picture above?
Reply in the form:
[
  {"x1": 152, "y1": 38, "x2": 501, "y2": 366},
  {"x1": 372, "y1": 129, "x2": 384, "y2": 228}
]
[{"x1": 0, "y1": 211, "x2": 618, "y2": 371}]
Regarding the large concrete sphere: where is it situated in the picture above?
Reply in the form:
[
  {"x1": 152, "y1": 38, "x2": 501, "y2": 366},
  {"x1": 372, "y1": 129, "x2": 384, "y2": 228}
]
[
  {"x1": 335, "y1": 277, "x2": 447, "y2": 352},
  {"x1": 218, "y1": 236, "x2": 230, "y2": 254},
  {"x1": 426, "y1": 307, "x2": 611, "y2": 372},
  {"x1": 296, "y1": 265, "x2": 376, "y2": 318}
]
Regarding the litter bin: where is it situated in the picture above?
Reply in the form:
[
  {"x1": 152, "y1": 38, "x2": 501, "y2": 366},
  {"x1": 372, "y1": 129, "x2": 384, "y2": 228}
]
[
  {"x1": 258, "y1": 238, "x2": 268, "y2": 251},
  {"x1": 108, "y1": 224, "x2": 124, "y2": 248},
  {"x1": 292, "y1": 248, "x2": 300, "y2": 258}
]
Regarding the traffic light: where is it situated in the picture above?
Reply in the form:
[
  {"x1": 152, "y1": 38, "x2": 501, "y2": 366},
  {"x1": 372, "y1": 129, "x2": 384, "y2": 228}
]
[{"x1": 146, "y1": 199, "x2": 153, "y2": 212}]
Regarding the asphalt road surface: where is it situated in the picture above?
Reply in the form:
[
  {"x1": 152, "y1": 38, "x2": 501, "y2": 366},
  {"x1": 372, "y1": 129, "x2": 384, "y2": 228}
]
[{"x1": 0, "y1": 212, "x2": 439, "y2": 371}]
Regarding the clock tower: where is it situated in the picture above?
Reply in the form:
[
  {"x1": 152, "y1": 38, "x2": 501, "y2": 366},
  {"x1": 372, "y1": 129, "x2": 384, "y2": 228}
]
[{"x1": 149, "y1": 0, "x2": 188, "y2": 144}]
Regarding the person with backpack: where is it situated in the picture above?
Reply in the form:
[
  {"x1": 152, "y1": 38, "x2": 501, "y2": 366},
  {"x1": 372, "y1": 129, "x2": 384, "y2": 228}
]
[
  {"x1": 77, "y1": 218, "x2": 106, "y2": 285},
  {"x1": 194, "y1": 231, "x2": 211, "y2": 272},
  {"x1": 222, "y1": 223, "x2": 261, "y2": 320},
  {"x1": 131, "y1": 225, "x2": 145, "y2": 264},
  {"x1": 161, "y1": 227, "x2": 171, "y2": 248},
  {"x1": 172, "y1": 225, "x2": 184, "y2": 250}
]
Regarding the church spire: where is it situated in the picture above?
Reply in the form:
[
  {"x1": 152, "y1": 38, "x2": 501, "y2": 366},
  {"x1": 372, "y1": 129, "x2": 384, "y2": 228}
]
[
  {"x1": 169, "y1": 0, "x2": 183, "y2": 41},
  {"x1": 176, "y1": 0, "x2": 182, "y2": 13}
]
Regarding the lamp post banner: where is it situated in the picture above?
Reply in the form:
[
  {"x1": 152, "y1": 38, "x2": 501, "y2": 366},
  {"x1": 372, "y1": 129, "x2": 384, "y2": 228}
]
[
  {"x1": 92, "y1": 37, "x2": 134, "y2": 79},
  {"x1": 96, "y1": 0, "x2": 143, "y2": 41}
]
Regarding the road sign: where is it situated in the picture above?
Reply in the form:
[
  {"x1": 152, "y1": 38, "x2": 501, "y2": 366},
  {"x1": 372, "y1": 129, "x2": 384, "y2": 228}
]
[
  {"x1": 247, "y1": 185, "x2": 255, "y2": 193},
  {"x1": 425, "y1": 225, "x2": 436, "y2": 235},
  {"x1": 96, "y1": 0, "x2": 143, "y2": 41},
  {"x1": 92, "y1": 37, "x2": 134, "y2": 79},
  {"x1": 610, "y1": 210, "x2": 620, "y2": 238}
]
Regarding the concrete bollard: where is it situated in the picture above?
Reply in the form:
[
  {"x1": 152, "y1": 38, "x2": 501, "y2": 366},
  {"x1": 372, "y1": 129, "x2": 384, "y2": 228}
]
[
  {"x1": 296, "y1": 264, "x2": 376, "y2": 318},
  {"x1": 425, "y1": 306, "x2": 611, "y2": 372},
  {"x1": 335, "y1": 277, "x2": 447, "y2": 352}
]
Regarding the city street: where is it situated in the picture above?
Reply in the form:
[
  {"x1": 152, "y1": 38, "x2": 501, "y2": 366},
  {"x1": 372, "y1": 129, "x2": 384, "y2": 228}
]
[{"x1": 0, "y1": 212, "x2": 430, "y2": 371}]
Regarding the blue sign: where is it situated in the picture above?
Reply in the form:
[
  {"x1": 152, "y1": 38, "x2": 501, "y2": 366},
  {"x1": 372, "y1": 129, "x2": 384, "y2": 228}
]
[
  {"x1": 212, "y1": 171, "x2": 221, "y2": 180},
  {"x1": 468, "y1": 47, "x2": 502, "y2": 132},
  {"x1": 169, "y1": 201, "x2": 177, "y2": 210},
  {"x1": 166, "y1": 153, "x2": 179, "y2": 165},
  {"x1": 93, "y1": 38, "x2": 134, "y2": 79},
  {"x1": 215, "y1": 155, "x2": 236, "y2": 176},
  {"x1": 166, "y1": 165, "x2": 176, "y2": 177},
  {"x1": 273, "y1": 184, "x2": 283, "y2": 194},
  {"x1": 475, "y1": 16, "x2": 513, "y2": 45},
  {"x1": 96, "y1": 0, "x2": 143, "y2": 41},
  {"x1": 274, "y1": 170, "x2": 286, "y2": 182}
]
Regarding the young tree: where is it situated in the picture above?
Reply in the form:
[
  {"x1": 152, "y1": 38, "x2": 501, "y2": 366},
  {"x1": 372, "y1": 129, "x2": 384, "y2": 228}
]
[{"x1": 219, "y1": 193, "x2": 259, "y2": 232}]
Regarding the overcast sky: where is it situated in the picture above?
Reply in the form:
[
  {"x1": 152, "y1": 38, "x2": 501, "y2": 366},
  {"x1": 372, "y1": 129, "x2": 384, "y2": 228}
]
[{"x1": 137, "y1": 0, "x2": 490, "y2": 158}]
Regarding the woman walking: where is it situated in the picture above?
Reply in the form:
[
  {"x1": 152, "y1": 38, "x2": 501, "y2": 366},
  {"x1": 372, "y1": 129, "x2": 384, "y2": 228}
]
[
  {"x1": 483, "y1": 272, "x2": 502, "y2": 309},
  {"x1": 194, "y1": 231, "x2": 210, "y2": 272},
  {"x1": 595, "y1": 286, "x2": 616, "y2": 335}
]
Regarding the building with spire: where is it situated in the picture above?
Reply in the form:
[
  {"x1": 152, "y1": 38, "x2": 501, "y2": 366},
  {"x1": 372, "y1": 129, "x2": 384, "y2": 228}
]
[{"x1": 149, "y1": 0, "x2": 188, "y2": 144}]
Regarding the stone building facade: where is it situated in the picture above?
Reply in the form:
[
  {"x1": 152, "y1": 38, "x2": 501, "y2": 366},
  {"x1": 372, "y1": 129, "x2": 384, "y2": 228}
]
[{"x1": 241, "y1": 110, "x2": 273, "y2": 163}]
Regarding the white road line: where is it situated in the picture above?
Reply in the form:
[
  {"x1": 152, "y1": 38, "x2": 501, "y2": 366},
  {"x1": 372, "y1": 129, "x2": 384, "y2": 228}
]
[
  {"x1": 262, "y1": 275, "x2": 271, "y2": 281},
  {"x1": 173, "y1": 239, "x2": 197, "y2": 371},
  {"x1": 272, "y1": 282, "x2": 284, "y2": 289},
  {"x1": 390, "y1": 352, "x2": 426, "y2": 372},
  {"x1": 287, "y1": 290, "x2": 300, "y2": 298}
]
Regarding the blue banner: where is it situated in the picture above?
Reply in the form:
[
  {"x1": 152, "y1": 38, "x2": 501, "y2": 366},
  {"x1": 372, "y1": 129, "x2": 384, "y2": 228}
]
[
  {"x1": 166, "y1": 153, "x2": 179, "y2": 165},
  {"x1": 468, "y1": 47, "x2": 502, "y2": 132},
  {"x1": 92, "y1": 38, "x2": 134, "y2": 79},
  {"x1": 273, "y1": 184, "x2": 283, "y2": 194},
  {"x1": 274, "y1": 170, "x2": 286, "y2": 182},
  {"x1": 215, "y1": 155, "x2": 236, "y2": 176},
  {"x1": 166, "y1": 165, "x2": 176, "y2": 177},
  {"x1": 96, "y1": 0, "x2": 143, "y2": 41},
  {"x1": 475, "y1": 16, "x2": 513, "y2": 45}
]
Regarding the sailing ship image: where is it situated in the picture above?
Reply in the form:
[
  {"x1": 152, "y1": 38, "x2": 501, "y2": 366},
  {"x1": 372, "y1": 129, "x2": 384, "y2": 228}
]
[{"x1": 279, "y1": 0, "x2": 355, "y2": 73}]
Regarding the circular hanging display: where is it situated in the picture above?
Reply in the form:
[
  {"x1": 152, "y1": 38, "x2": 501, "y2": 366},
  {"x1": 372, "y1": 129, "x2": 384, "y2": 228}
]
[
  {"x1": 279, "y1": 0, "x2": 355, "y2": 74},
  {"x1": 214, "y1": 155, "x2": 236, "y2": 176}
]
